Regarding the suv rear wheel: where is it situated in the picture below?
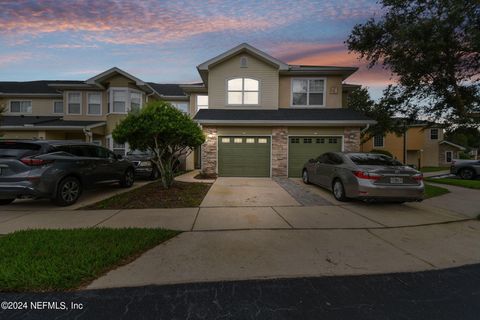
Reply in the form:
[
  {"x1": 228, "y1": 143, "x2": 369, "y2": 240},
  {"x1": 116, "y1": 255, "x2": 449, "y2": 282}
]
[
  {"x1": 120, "y1": 168, "x2": 135, "y2": 187},
  {"x1": 0, "y1": 199, "x2": 15, "y2": 205},
  {"x1": 54, "y1": 176, "x2": 82, "y2": 206}
]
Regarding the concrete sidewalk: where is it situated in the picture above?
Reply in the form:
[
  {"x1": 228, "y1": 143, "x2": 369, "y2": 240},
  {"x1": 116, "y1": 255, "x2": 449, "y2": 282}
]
[{"x1": 87, "y1": 220, "x2": 480, "y2": 289}]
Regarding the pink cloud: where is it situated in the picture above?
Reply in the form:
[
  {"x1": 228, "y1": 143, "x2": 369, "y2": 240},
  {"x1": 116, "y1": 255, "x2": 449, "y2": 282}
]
[
  {"x1": 0, "y1": 52, "x2": 32, "y2": 67},
  {"x1": 268, "y1": 42, "x2": 396, "y2": 87}
]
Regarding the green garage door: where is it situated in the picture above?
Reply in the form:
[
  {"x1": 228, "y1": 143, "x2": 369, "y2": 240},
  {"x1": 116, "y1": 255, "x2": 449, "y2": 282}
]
[
  {"x1": 218, "y1": 136, "x2": 271, "y2": 177},
  {"x1": 288, "y1": 136, "x2": 342, "y2": 177}
]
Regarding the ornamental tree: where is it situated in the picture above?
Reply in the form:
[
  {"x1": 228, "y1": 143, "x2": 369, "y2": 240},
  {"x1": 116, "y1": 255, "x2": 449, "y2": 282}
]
[
  {"x1": 112, "y1": 101, "x2": 205, "y2": 188},
  {"x1": 346, "y1": 0, "x2": 480, "y2": 126}
]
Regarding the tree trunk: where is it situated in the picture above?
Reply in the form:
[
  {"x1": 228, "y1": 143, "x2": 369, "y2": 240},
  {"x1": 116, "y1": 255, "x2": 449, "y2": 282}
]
[{"x1": 153, "y1": 159, "x2": 174, "y2": 189}]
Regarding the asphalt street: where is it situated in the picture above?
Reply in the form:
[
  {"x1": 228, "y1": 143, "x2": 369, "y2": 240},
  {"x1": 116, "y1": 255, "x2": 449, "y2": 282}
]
[{"x1": 1, "y1": 264, "x2": 479, "y2": 320}]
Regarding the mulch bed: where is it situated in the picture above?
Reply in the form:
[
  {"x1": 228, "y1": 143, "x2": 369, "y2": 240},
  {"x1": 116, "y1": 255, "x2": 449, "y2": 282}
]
[{"x1": 82, "y1": 181, "x2": 212, "y2": 209}]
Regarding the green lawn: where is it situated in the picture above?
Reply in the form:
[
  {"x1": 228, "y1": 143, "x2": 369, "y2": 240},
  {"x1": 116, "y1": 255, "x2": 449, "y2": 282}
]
[
  {"x1": 424, "y1": 183, "x2": 450, "y2": 199},
  {"x1": 82, "y1": 180, "x2": 211, "y2": 210},
  {"x1": 420, "y1": 167, "x2": 450, "y2": 173},
  {"x1": 0, "y1": 228, "x2": 179, "y2": 292},
  {"x1": 426, "y1": 178, "x2": 480, "y2": 189}
]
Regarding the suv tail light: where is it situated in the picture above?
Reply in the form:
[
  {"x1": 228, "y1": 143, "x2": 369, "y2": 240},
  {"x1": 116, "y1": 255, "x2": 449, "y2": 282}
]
[
  {"x1": 20, "y1": 157, "x2": 53, "y2": 166},
  {"x1": 353, "y1": 171, "x2": 381, "y2": 180},
  {"x1": 412, "y1": 173, "x2": 423, "y2": 181}
]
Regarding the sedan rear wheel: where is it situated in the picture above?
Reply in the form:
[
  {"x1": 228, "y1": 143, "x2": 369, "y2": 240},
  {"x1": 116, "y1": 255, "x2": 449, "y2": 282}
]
[
  {"x1": 460, "y1": 168, "x2": 475, "y2": 180},
  {"x1": 332, "y1": 179, "x2": 348, "y2": 202},
  {"x1": 302, "y1": 170, "x2": 310, "y2": 184}
]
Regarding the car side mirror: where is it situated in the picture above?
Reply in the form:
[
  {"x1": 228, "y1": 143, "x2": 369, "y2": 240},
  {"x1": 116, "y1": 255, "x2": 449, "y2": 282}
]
[{"x1": 116, "y1": 154, "x2": 123, "y2": 160}]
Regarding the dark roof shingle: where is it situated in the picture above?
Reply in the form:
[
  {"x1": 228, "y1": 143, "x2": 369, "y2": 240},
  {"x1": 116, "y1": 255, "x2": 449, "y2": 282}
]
[
  {"x1": 0, "y1": 80, "x2": 84, "y2": 94},
  {"x1": 147, "y1": 83, "x2": 186, "y2": 96},
  {"x1": 194, "y1": 108, "x2": 373, "y2": 122},
  {"x1": 0, "y1": 116, "x2": 104, "y2": 127}
]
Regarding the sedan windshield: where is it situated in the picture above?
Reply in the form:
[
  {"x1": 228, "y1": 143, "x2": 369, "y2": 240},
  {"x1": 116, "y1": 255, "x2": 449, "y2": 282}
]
[{"x1": 348, "y1": 153, "x2": 403, "y2": 166}]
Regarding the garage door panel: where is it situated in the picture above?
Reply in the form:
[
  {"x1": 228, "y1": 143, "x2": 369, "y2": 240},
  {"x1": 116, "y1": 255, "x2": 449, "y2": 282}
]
[
  {"x1": 288, "y1": 136, "x2": 342, "y2": 178},
  {"x1": 218, "y1": 136, "x2": 270, "y2": 177}
]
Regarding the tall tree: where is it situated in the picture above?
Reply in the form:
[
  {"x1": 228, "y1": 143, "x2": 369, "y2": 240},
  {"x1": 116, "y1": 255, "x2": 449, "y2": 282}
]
[
  {"x1": 113, "y1": 101, "x2": 205, "y2": 188},
  {"x1": 347, "y1": 87, "x2": 408, "y2": 142},
  {"x1": 346, "y1": 0, "x2": 480, "y2": 126}
]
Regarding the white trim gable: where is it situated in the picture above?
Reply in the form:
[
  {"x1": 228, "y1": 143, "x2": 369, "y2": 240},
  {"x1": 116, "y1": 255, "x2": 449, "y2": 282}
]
[
  {"x1": 86, "y1": 67, "x2": 146, "y2": 86},
  {"x1": 197, "y1": 43, "x2": 289, "y2": 71}
]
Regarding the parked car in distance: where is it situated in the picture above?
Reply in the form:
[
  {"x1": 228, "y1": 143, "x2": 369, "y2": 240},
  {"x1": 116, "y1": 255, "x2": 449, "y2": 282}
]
[
  {"x1": 302, "y1": 152, "x2": 424, "y2": 202},
  {"x1": 450, "y1": 159, "x2": 480, "y2": 180},
  {"x1": 0, "y1": 140, "x2": 135, "y2": 206},
  {"x1": 126, "y1": 150, "x2": 160, "y2": 180}
]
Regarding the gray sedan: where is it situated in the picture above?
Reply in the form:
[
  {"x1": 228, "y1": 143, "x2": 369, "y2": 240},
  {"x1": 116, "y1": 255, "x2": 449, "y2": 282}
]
[{"x1": 302, "y1": 152, "x2": 424, "y2": 202}]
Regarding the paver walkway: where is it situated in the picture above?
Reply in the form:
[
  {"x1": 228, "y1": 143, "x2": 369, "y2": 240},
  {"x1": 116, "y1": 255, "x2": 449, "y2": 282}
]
[{"x1": 274, "y1": 177, "x2": 332, "y2": 206}]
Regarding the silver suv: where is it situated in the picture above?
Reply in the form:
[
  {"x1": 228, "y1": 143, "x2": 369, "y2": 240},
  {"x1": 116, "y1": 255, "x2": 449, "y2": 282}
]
[
  {"x1": 450, "y1": 159, "x2": 480, "y2": 180},
  {"x1": 0, "y1": 140, "x2": 135, "y2": 206}
]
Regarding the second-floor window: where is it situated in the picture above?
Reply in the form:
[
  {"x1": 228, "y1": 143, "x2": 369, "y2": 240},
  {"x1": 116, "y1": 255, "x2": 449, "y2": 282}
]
[
  {"x1": 67, "y1": 92, "x2": 81, "y2": 114},
  {"x1": 430, "y1": 128, "x2": 439, "y2": 140},
  {"x1": 196, "y1": 95, "x2": 208, "y2": 110},
  {"x1": 10, "y1": 100, "x2": 32, "y2": 113},
  {"x1": 170, "y1": 102, "x2": 189, "y2": 113},
  {"x1": 87, "y1": 93, "x2": 102, "y2": 115},
  {"x1": 373, "y1": 135, "x2": 385, "y2": 148},
  {"x1": 53, "y1": 101, "x2": 64, "y2": 114},
  {"x1": 227, "y1": 78, "x2": 259, "y2": 105},
  {"x1": 292, "y1": 79, "x2": 325, "y2": 106},
  {"x1": 112, "y1": 90, "x2": 127, "y2": 113}
]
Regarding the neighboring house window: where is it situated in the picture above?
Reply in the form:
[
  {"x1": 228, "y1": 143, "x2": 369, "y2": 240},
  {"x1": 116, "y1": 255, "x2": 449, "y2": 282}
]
[
  {"x1": 109, "y1": 88, "x2": 143, "y2": 113},
  {"x1": 130, "y1": 92, "x2": 141, "y2": 112},
  {"x1": 10, "y1": 100, "x2": 32, "y2": 113},
  {"x1": 67, "y1": 92, "x2": 81, "y2": 114},
  {"x1": 445, "y1": 151, "x2": 453, "y2": 163},
  {"x1": 292, "y1": 79, "x2": 325, "y2": 106},
  {"x1": 112, "y1": 90, "x2": 127, "y2": 113},
  {"x1": 227, "y1": 78, "x2": 259, "y2": 105},
  {"x1": 87, "y1": 93, "x2": 102, "y2": 115},
  {"x1": 373, "y1": 135, "x2": 385, "y2": 147},
  {"x1": 196, "y1": 95, "x2": 208, "y2": 110},
  {"x1": 430, "y1": 128, "x2": 439, "y2": 140},
  {"x1": 170, "y1": 102, "x2": 189, "y2": 113},
  {"x1": 53, "y1": 101, "x2": 64, "y2": 114}
]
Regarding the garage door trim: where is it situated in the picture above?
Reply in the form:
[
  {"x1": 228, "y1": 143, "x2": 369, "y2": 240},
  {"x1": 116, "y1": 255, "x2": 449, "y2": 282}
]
[
  {"x1": 217, "y1": 134, "x2": 272, "y2": 177},
  {"x1": 287, "y1": 134, "x2": 344, "y2": 177}
]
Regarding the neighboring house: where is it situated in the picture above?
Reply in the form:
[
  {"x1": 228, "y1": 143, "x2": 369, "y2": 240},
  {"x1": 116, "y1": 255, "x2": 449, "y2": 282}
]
[
  {"x1": 361, "y1": 121, "x2": 466, "y2": 167},
  {"x1": 0, "y1": 43, "x2": 375, "y2": 177},
  {"x1": 0, "y1": 68, "x2": 192, "y2": 168},
  {"x1": 187, "y1": 43, "x2": 374, "y2": 177}
]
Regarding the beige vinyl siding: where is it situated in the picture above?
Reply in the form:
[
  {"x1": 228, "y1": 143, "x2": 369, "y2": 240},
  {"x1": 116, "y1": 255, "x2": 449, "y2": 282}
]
[
  {"x1": 0, "y1": 130, "x2": 42, "y2": 140},
  {"x1": 106, "y1": 114, "x2": 127, "y2": 135},
  {"x1": 62, "y1": 91, "x2": 107, "y2": 121},
  {"x1": 422, "y1": 128, "x2": 442, "y2": 167},
  {"x1": 104, "y1": 74, "x2": 143, "y2": 90},
  {"x1": 1, "y1": 97, "x2": 61, "y2": 116},
  {"x1": 208, "y1": 52, "x2": 279, "y2": 109},
  {"x1": 278, "y1": 76, "x2": 343, "y2": 108}
]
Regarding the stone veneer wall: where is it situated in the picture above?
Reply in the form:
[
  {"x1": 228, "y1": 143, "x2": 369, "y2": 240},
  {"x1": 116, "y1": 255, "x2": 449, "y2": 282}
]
[
  {"x1": 201, "y1": 127, "x2": 217, "y2": 175},
  {"x1": 271, "y1": 127, "x2": 288, "y2": 177},
  {"x1": 438, "y1": 144, "x2": 460, "y2": 166},
  {"x1": 343, "y1": 127, "x2": 361, "y2": 152}
]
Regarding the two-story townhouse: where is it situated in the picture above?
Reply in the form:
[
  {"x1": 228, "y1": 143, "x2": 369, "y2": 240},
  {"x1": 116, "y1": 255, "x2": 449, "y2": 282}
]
[
  {"x1": 0, "y1": 67, "x2": 191, "y2": 166},
  {"x1": 186, "y1": 43, "x2": 374, "y2": 177},
  {"x1": 361, "y1": 121, "x2": 466, "y2": 167}
]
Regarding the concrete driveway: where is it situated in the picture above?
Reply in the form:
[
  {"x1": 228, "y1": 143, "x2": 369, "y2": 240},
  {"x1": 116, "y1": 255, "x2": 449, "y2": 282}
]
[{"x1": 200, "y1": 177, "x2": 300, "y2": 207}]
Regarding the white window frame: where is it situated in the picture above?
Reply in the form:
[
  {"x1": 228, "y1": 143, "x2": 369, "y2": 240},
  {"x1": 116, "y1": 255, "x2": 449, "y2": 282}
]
[
  {"x1": 106, "y1": 134, "x2": 130, "y2": 156},
  {"x1": 430, "y1": 128, "x2": 439, "y2": 140},
  {"x1": 196, "y1": 95, "x2": 208, "y2": 110},
  {"x1": 290, "y1": 77, "x2": 326, "y2": 107},
  {"x1": 226, "y1": 77, "x2": 260, "y2": 106},
  {"x1": 373, "y1": 135, "x2": 385, "y2": 148},
  {"x1": 86, "y1": 92, "x2": 102, "y2": 116},
  {"x1": 169, "y1": 101, "x2": 189, "y2": 114},
  {"x1": 66, "y1": 91, "x2": 82, "y2": 115},
  {"x1": 52, "y1": 100, "x2": 64, "y2": 114},
  {"x1": 9, "y1": 100, "x2": 32, "y2": 114},
  {"x1": 445, "y1": 151, "x2": 453, "y2": 163},
  {"x1": 108, "y1": 87, "x2": 144, "y2": 114}
]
